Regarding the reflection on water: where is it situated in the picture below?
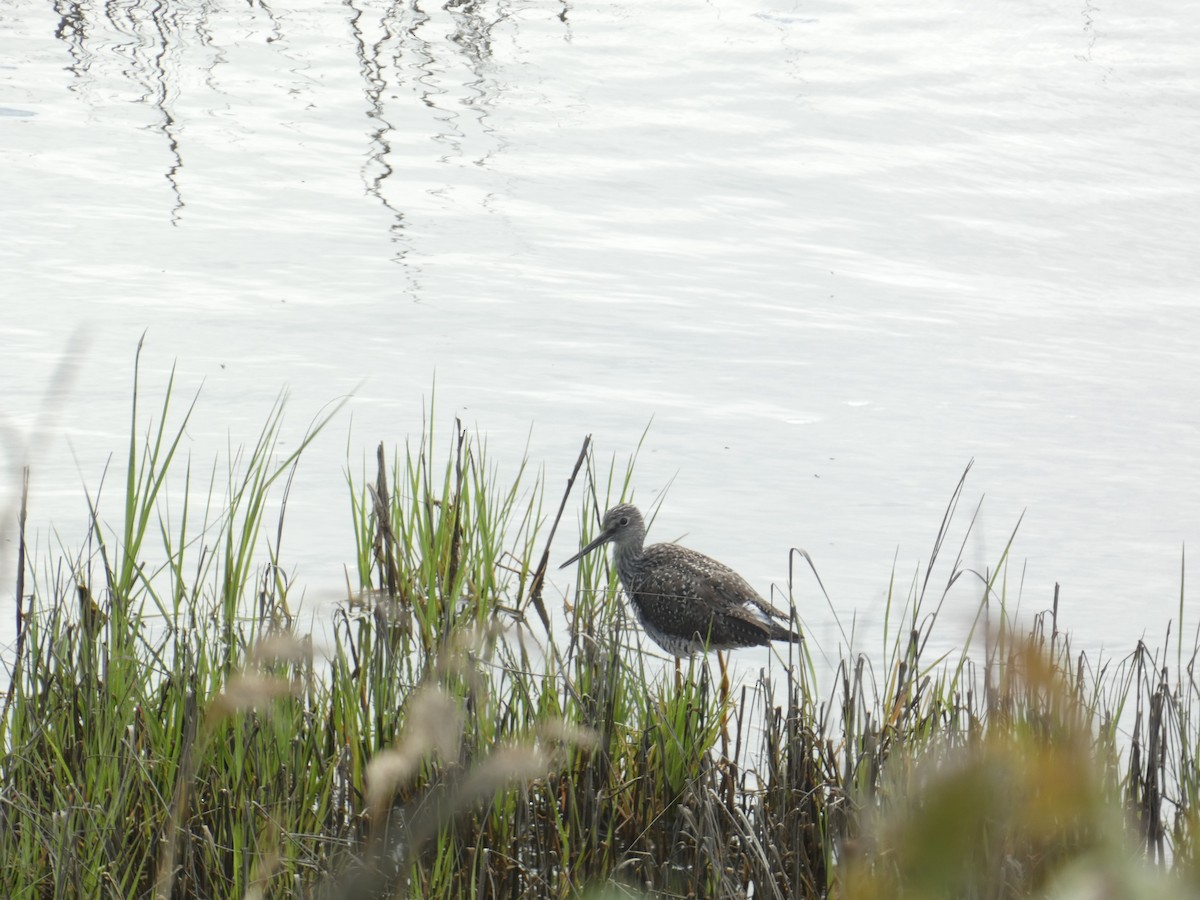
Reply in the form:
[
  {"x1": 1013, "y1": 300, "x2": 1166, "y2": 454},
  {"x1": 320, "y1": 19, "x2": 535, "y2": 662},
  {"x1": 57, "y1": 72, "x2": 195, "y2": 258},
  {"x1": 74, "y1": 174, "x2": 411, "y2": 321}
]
[
  {"x1": 42, "y1": 0, "x2": 553, "y2": 237},
  {"x1": 347, "y1": 0, "x2": 526, "y2": 253}
]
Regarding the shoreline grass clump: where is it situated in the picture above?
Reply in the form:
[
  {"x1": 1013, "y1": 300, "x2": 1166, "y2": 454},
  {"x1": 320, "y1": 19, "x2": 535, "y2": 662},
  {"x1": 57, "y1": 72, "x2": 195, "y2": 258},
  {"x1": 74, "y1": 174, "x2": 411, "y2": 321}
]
[{"x1": 2, "y1": 361, "x2": 1200, "y2": 898}]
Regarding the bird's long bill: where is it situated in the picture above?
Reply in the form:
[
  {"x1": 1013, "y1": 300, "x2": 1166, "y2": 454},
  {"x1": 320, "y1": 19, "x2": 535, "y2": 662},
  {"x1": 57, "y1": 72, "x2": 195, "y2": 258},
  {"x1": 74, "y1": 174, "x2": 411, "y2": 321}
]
[{"x1": 558, "y1": 531, "x2": 612, "y2": 569}]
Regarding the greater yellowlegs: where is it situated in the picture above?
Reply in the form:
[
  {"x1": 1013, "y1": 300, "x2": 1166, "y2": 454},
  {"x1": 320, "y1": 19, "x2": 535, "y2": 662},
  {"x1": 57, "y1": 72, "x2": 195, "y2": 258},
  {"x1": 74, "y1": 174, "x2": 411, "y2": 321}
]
[{"x1": 560, "y1": 504, "x2": 801, "y2": 655}]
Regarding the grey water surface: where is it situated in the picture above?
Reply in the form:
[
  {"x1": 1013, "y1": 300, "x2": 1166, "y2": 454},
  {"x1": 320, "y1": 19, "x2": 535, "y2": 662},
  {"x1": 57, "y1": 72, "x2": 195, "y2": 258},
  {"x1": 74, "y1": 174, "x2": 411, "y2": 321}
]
[{"x1": 2, "y1": 0, "x2": 1198, "y2": 679}]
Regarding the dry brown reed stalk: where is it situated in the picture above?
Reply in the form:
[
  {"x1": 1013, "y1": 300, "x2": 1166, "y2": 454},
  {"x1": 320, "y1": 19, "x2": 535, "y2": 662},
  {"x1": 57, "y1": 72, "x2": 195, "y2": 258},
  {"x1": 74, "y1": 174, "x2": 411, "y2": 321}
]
[
  {"x1": 1128, "y1": 641, "x2": 1169, "y2": 863},
  {"x1": 369, "y1": 441, "x2": 402, "y2": 603},
  {"x1": 525, "y1": 434, "x2": 592, "y2": 633}
]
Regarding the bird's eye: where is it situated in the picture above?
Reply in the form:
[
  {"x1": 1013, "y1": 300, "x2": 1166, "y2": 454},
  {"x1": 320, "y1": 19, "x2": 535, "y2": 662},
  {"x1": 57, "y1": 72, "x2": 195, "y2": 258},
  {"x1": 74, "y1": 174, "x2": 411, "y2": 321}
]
[{"x1": 619, "y1": 516, "x2": 630, "y2": 526}]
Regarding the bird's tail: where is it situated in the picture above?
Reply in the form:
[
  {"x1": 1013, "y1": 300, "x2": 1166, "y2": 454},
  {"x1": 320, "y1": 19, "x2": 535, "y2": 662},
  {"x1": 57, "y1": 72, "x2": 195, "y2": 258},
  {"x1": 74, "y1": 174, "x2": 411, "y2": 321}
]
[{"x1": 771, "y1": 624, "x2": 803, "y2": 643}]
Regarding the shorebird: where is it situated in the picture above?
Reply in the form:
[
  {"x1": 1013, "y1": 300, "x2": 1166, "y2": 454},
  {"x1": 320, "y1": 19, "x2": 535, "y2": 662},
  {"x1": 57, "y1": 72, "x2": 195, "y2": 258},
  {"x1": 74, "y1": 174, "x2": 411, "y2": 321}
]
[{"x1": 559, "y1": 504, "x2": 801, "y2": 656}]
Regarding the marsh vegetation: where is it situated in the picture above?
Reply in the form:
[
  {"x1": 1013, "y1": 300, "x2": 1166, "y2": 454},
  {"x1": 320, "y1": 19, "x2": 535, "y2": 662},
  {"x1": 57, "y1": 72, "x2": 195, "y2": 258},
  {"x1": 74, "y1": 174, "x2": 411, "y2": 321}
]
[{"x1": 1, "y1": 365, "x2": 1197, "y2": 898}]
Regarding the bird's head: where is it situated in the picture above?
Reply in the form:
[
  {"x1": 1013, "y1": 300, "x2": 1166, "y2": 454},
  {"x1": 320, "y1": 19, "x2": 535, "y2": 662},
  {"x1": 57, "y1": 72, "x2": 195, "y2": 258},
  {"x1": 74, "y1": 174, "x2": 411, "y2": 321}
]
[{"x1": 559, "y1": 503, "x2": 646, "y2": 568}]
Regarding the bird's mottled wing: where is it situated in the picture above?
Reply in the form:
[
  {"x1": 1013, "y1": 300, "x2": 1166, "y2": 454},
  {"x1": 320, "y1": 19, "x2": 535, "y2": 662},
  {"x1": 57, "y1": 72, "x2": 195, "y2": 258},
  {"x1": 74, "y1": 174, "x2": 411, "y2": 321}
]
[
  {"x1": 652, "y1": 544, "x2": 792, "y2": 620},
  {"x1": 631, "y1": 544, "x2": 776, "y2": 647}
]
